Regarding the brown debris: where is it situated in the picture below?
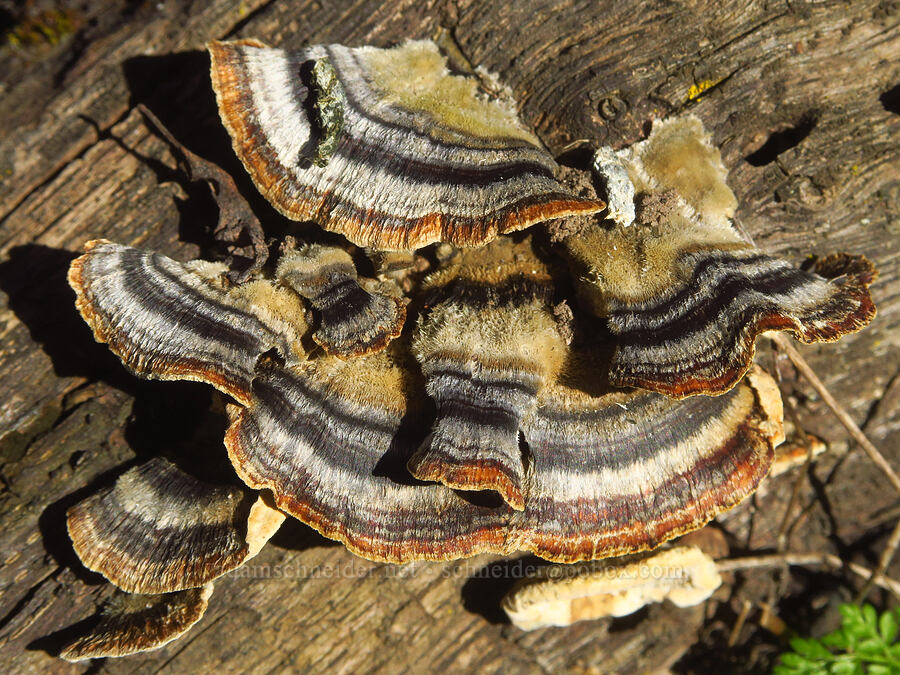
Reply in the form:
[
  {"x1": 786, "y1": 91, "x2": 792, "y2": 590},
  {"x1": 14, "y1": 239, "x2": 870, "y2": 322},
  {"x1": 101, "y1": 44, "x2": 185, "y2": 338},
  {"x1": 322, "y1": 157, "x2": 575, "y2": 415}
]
[
  {"x1": 635, "y1": 188, "x2": 679, "y2": 229},
  {"x1": 137, "y1": 104, "x2": 268, "y2": 282},
  {"x1": 551, "y1": 300, "x2": 575, "y2": 344}
]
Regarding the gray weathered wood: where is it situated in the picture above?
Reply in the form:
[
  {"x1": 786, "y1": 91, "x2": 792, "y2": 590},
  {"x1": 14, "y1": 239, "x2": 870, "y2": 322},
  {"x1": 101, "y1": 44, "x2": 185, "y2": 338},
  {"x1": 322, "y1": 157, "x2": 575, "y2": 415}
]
[{"x1": 0, "y1": 1, "x2": 898, "y2": 672}]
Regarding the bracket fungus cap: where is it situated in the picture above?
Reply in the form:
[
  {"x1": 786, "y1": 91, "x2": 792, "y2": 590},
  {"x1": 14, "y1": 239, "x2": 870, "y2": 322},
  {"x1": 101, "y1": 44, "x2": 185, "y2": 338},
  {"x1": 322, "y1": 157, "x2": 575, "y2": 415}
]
[{"x1": 208, "y1": 39, "x2": 604, "y2": 250}]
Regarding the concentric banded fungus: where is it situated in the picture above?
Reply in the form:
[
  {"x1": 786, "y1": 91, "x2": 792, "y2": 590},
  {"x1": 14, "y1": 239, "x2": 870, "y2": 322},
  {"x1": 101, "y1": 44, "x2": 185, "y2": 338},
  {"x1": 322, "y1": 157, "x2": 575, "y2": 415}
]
[
  {"x1": 502, "y1": 546, "x2": 722, "y2": 631},
  {"x1": 60, "y1": 585, "x2": 213, "y2": 661},
  {"x1": 565, "y1": 116, "x2": 876, "y2": 398},
  {"x1": 68, "y1": 238, "x2": 785, "y2": 563},
  {"x1": 409, "y1": 241, "x2": 565, "y2": 509},
  {"x1": 234, "y1": 348, "x2": 782, "y2": 563},
  {"x1": 68, "y1": 457, "x2": 286, "y2": 594},
  {"x1": 277, "y1": 244, "x2": 405, "y2": 357},
  {"x1": 69, "y1": 240, "x2": 308, "y2": 404},
  {"x1": 222, "y1": 351, "x2": 513, "y2": 562},
  {"x1": 516, "y1": 362, "x2": 782, "y2": 560},
  {"x1": 224, "y1": 356, "x2": 781, "y2": 562},
  {"x1": 208, "y1": 39, "x2": 604, "y2": 250}
]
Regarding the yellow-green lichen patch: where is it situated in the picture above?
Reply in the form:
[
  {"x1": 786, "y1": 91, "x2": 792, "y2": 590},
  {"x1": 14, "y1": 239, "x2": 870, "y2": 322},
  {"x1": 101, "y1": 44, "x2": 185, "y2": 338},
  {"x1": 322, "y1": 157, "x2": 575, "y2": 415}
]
[
  {"x1": 687, "y1": 79, "x2": 716, "y2": 101},
  {"x1": 4, "y1": 9, "x2": 79, "y2": 50},
  {"x1": 309, "y1": 58, "x2": 346, "y2": 167}
]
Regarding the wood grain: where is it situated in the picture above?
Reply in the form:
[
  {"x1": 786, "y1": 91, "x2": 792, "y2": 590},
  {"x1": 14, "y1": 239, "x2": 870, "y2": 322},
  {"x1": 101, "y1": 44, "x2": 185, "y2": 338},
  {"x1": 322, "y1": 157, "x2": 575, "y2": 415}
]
[{"x1": 0, "y1": 0, "x2": 897, "y2": 672}]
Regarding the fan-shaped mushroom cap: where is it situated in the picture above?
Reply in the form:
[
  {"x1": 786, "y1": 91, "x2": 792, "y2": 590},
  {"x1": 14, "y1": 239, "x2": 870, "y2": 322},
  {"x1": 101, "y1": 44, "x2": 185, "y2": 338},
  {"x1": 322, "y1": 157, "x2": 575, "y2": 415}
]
[
  {"x1": 277, "y1": 244, "x2": 405, "y2": 357},
  {"x1": 225, "y1": 347, "x2": 782, "y2": 563},
  {"x1": 566, "y1": 116, "x2": 876, "y2": 398},
  {"x1": 208, "y1": 39, "x2": 603, "y2": 250},
  {"x1": 60, "y1": 584, "x2": 213, "y2": 661},
  {"x1": 68, "y1": 239, "x2": 785, "y2": 564},
  {"x1": 502, "y1": 546, "x2": 721, "y2": 630},
  {"x1": 410, "y1": 240, "x2": 566, "y2": 509},
  {"x1": 623, "y1": 115, "x2": 738, "y2": 228},
  {"x1": 68, "y1": 457, "x2": 285, "y2": 594},
  {"x1": 68, "y1": 240, "x2": 308, "y2": 404},
  {"x1": 514, "y1": 361, "x2": 782, "y2": 560}
]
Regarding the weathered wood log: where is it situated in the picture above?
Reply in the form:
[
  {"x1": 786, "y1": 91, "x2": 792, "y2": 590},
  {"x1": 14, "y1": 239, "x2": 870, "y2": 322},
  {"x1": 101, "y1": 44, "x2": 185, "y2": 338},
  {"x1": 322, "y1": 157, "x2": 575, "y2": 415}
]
[{"x1": 0, "y1": 1, "x2": 897, "y2": 672}]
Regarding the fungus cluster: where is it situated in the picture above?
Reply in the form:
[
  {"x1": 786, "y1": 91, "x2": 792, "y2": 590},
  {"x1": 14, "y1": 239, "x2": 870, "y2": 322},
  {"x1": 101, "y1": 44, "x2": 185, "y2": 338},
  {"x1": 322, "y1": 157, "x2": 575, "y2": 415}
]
[{"x1": 58, "y1": 39, "x2": 875, "y2": 659}]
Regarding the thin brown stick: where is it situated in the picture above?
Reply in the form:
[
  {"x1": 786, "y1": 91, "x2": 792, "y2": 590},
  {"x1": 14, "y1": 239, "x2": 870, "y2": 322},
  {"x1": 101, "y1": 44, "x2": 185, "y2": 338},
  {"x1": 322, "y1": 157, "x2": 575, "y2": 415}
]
[
  {"x1": 767, "y1": 343, "x2": 818, "y2": 615},
  {"x1": 757, "y1": 601, "x2": 788, "y2": 637},
  {"x1": 770, "y1": 333, "x2": 900, "y2": 495},
  {"x1": 716, "y1": 552, "x2": 900, "y2": 600},
  {"x1": 855, "y1": 518, "x2": 900, "y2": 604},
  {"x1": 728, "y1": 599, "x2": 753, "y2": 647},
  {"x1": 770, "y1": 341, "x2": 815, "y2": 554}
]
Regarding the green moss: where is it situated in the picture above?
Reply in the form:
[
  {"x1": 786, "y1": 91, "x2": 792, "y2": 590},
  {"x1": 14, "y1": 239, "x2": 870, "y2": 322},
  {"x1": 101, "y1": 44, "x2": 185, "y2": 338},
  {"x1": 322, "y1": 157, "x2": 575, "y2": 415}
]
[
  {"x1": 4, "y1": 9, "x2": 78, "y2": 50},
  {"x1": 310, "y1": 58, "x2": 346, "y2": 167}
]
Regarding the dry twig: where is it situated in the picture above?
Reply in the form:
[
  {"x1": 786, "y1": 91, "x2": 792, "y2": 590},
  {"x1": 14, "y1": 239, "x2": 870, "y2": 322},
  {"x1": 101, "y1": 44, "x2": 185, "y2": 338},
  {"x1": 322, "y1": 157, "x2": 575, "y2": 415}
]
[
  {"x1": 854, "y1": 518, "x2": 900, "y2": 604},
  {"x1": 770, "y1": 334, "x2": 900, "y2": 495},
  {"x1": 770, "y1": 334, "x2": 900, "y2": 605},
  {"x1": 717, "y1": 552, "x2": 900, "y2": 600},
  {"x1": 728, "y1": 599, "x2": 753, "y2": 647}
]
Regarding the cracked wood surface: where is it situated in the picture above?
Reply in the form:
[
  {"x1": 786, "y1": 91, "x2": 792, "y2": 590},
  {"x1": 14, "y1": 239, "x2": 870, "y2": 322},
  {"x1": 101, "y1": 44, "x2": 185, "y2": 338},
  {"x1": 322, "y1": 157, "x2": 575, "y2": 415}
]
[{"x1": 0, "y1": 1, "x2": 898, "y2": 672}]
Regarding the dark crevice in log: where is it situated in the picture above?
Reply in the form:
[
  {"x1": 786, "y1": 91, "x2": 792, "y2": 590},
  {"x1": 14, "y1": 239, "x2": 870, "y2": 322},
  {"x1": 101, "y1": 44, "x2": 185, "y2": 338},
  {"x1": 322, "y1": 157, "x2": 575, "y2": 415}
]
[
  {"x1": 222, "y1": 0, "x2": 279, "y2": 40},
  {"x1": 745, "y1": 113, "x2": 817, "y2": 166},
  {"x1": 608, "y1": 606, "x2": 650, "y2": 633},
  {"x1": 0, "y1": 8, "x2": 15, "y2": 33},
  {"x1": 0, "y1": 574, "x2": 55, "y2": 634},
  {"x1": 881, "y1": 84, "x2": 900, "y2": 116}
]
